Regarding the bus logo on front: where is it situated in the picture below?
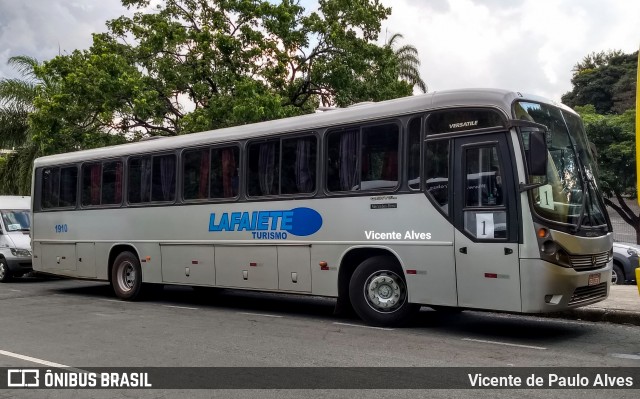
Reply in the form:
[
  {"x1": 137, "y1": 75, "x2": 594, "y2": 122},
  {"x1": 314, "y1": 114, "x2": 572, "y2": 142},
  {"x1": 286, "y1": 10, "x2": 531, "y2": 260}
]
[{"x1": 208, "y1": 207, "x2": 323, "y2": 240}]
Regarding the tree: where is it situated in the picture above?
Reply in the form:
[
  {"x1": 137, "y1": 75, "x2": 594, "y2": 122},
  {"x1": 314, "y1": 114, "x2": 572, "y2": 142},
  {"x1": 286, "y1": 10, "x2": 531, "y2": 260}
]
[
  {"x1": 29, "y1": 0, "x2": 418, "y2": 141},
  {"x1": 0, "y1": 56, "x2": 40, "y2": 148},
  {"x1": 384, "y1": 32, "x2": 426, "y2": 93},
  {"x1": 562, "y1": 50, "x2": 637, "y2": 114},
  {"x1": 0, "y1": 55, "x2": 126, "y2": 194},
  {"x1": 576, "y1": 105, "x2": 639, "y2": 242},
  {"x1": 563, "y1": 49, "x2": 638, "y2": 242},
  {"x1": 0, "y1": 56, "x2": 43, "y2": 195}
]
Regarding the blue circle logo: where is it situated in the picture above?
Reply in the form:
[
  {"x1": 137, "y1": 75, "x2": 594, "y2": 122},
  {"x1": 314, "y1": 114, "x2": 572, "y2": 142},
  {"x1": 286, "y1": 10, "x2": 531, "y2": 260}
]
[{"x1": 284, "y1": 207, "x2": 323, "y2": 236}]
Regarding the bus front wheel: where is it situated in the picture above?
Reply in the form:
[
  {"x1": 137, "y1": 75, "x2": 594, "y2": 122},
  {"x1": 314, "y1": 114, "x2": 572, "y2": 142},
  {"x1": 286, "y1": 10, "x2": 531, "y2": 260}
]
[
  {"x1": 111, "y1": 251, "x2": 143, "y2": 300},
  {"x1": 349, "y1": 256, "x2": 418, "y2": 327}
]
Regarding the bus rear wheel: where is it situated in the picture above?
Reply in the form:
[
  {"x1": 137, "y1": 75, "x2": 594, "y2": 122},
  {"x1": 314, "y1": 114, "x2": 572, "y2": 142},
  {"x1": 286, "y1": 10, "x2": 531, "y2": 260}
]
[
  {"x1": 349, "y1": 256, "x2": 418, "y2": 327},
  {"x1": 111, "y1": 251, "x2": 143, "y2": 300}
]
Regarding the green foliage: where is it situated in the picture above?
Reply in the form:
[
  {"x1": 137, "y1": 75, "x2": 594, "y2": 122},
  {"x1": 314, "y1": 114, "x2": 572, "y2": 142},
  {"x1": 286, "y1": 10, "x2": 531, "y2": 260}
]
[
  {"x1": 0, "y1": 144, "x2": 37, "y2": 195},
  {"x1": 385, "y1": 32, "x2": 427, "y2": 93},
  {"x1": 0, "y1": 57, "x2": 43, "y2": 195},
  {"x1": 576, "y1": 105, "x2": 636, "y2": 198},
  {"x1": 562, "y1": 50, "x2": 637, "y2": 114},
  {"x1": 28, "y1": 0, "x2": 419, "y2": 140},
  {"x1": 1, "y1": 0, "x2": 426, "y2": 194}
]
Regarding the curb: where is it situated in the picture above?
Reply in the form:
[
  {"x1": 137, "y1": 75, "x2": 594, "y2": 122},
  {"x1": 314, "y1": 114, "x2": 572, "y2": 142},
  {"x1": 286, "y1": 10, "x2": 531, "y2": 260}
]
[{"x1": 543, "y1": 308, "x2": 640, "y2": 326}]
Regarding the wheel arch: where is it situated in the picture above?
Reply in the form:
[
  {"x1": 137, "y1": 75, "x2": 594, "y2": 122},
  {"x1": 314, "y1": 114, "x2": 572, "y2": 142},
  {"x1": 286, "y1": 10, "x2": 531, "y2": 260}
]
[{"x1": 336, "y1": 246, "x2": 404, "y2": 311}]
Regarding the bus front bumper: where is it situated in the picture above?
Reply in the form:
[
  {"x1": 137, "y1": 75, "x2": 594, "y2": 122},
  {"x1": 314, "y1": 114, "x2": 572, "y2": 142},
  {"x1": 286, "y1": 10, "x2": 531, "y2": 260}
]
[{"x1": 520, "y1": 259, "x2": 611, "y2": 313}]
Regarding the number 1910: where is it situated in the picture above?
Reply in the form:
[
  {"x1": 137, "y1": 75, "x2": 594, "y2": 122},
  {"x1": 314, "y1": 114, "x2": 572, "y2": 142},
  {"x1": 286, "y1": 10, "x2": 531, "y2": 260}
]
[{"x1": 54, "y1": 224, "x2": 68, "y2": 233}]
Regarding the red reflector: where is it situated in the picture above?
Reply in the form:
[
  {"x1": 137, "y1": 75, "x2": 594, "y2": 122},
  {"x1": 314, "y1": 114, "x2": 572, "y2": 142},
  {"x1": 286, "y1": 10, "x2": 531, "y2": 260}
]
[
  {"x1": 406, "y1": 270, "x2": 417, "y2": 275},
  {"x1": 484, "y1": 273, "x2": 497, "y2": 279},
  {"x1": 192, "y1": 260, "x2": 199, "y2": 265},
  {"x1": 250, "y1": 262, "x2": 257, "y2": 267}
]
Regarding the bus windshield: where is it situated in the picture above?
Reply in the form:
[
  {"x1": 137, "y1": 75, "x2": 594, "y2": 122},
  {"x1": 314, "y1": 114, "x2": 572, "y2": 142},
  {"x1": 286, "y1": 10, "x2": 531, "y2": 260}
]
[{"x1": 515, "y1": 101, "x2": 607, "y2": 228}]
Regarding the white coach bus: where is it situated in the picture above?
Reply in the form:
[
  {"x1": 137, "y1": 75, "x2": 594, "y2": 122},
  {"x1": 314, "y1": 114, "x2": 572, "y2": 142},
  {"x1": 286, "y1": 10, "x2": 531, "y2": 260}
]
[{"x1": 31, "y1": 89, "x2": 613, "y2": 326}]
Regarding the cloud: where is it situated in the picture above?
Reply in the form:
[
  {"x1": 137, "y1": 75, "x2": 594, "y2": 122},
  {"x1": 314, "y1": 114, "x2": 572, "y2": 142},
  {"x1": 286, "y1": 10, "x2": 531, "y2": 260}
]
[
  {"x1": 381, "y1": 0, "x2": 640, "y2": 101},
  {"x1": 0, "y1": 0, "x2": 128, "y2": 79},
  {"x1": 1, "y1": 0, "x2": 637, "y2": 104}
]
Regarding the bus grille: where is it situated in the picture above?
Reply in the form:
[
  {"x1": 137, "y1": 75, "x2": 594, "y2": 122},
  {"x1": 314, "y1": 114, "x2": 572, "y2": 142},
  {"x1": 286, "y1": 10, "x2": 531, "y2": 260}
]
[
  {"x1": 568, "y1": 283, "x2": 607, "y2": 306},
  {"x1": 569, "y1": 252, "x2": 609, "y2": 271}
]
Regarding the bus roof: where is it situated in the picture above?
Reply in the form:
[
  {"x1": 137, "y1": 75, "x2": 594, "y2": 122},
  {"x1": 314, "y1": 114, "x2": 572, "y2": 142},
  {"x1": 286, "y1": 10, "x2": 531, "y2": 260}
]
[{"x1": 33, "y1": 88, "x2": 568, "y2": 167}]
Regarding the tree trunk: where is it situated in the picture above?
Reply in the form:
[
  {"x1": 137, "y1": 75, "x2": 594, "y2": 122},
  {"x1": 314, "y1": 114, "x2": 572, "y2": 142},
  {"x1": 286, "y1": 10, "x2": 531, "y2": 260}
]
[{"x1": 602, "y1": 194, "x2": 640, "y2": 243}]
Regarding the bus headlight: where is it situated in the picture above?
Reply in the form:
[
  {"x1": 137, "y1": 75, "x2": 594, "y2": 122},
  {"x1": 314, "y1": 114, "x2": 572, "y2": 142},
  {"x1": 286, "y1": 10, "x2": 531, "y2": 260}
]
[
  {"x1": 554, "y1": 249, "x2": 571, "y2": 268},
  {"x1": 539, "y1": 240, "x2": 572, "y2": 268},
  {"x1": 10, "y1": 248, "x2": 31, "y2": 257}
]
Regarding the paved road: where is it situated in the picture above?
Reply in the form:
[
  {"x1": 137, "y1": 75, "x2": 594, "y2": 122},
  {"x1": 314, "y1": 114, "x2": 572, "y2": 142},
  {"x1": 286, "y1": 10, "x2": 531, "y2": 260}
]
[{"x1": 0, "y1": 277, "x2": 639, "y2": 398}]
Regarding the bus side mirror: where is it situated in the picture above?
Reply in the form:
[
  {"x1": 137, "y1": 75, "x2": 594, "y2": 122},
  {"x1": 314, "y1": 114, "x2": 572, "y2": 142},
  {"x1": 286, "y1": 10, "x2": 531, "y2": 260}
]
[{"x1": 528, "y1": 131, "x2": 548, "y2": 176}]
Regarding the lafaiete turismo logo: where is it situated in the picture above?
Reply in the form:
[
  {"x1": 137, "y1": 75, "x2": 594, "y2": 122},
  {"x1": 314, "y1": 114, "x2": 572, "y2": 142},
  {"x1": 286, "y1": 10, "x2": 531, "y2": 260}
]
[{"x1": 208, "y1": 207, "x2": 323, "y2": 239}]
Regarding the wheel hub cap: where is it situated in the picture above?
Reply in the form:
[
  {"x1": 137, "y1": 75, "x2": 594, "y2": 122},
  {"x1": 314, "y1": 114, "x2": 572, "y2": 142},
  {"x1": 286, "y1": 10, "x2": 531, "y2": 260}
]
[
  {"x1": 118, "y1": 262, "x2": 136, "y2": 292},
  {"x1": 365, "y1": 272, "x2": 405, "y2": 312}
]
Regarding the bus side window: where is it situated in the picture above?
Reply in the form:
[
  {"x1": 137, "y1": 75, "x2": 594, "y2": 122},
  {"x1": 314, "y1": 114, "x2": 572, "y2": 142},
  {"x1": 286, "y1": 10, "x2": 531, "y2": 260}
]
[
  {"x1": 464, "y1": 146, "x2": 503, "y2": 207},
  {"x1": 407, "y1": 118, "x2": 421, "y2": 190},
  {"x1": 463, "y1": 145, "x2": 507, "y2": 239},
  {"x1": 247, "y1": 140, "x2": 280, "y2": 197},
  {"x1": 281, "y1": 136, "x2": 317, "y2": 195},
  {"x1": 424, "y1": 140, "x2": 450, "y2": 215},
  {"x1": 211, "y1": 146, "x2": 239, "y2": 198},
  {"x1": 360, "y1": 124, "x2": 399, "y2": 190}
]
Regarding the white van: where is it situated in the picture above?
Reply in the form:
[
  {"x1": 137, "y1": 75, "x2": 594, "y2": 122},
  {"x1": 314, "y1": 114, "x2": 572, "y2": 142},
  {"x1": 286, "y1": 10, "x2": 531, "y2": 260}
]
[{"x1": 0, "y1": 196, "x2": 32, "y2": 282}]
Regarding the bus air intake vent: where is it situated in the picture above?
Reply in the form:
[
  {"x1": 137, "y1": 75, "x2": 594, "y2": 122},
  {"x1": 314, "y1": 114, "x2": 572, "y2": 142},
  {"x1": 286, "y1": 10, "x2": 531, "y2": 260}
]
[
  {"x1": 569, "y1": 252, "x2": 609, "y2": 271},
  {"x1": 568, "y1": 283, "x2": 607, "y2": 306}
]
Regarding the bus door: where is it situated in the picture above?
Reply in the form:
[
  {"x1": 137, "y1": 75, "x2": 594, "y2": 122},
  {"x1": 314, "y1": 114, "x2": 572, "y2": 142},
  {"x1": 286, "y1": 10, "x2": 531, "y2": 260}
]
[{"x1": 452, "y1": 133, "x2": 521, "y2": 312}]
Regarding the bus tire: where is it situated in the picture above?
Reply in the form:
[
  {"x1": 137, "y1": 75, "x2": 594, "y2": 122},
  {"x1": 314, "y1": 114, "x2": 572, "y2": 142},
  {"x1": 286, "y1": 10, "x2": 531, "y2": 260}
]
[
  {"x1": 0, "y1": 258, "x2": 12, "y2": 283},
  {"x1": 111, "y1": 251, "x2": 143, "y2": 300},
  {"x1": 349, "y1": 255, "x2": 418, "y2": 327}
]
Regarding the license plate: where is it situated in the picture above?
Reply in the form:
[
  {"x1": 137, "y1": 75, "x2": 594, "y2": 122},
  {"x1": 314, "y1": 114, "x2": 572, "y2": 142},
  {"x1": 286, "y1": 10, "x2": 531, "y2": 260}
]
[{"x1": 588, "y1": 273, "x2": 601, "y2": 286}]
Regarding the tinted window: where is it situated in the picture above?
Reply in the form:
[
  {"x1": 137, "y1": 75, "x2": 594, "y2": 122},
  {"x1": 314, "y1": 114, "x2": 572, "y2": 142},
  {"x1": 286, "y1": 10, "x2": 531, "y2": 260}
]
[
  {"x1": 425, "y1": 140, "x2": 450, "y2": 214},
  {"x1": 41, "y1": 166, "x2": 77, "y2": 209},
  {"x1": 407, "y1": 118, "x2": 421, "y2": 190},
  {"x1": 102, "y1": 161, "x2": 123, "y2": 205},
  {"x1": 152, "y1": 155, "x2": 176, "y2": 202},
  {"x1": 464, "y1": 146, "x2": 503, "y2": 207},
  {"x1": 326, "y1": 123, "x2": 399, "y2": 192},
  {"x1": 82, "y1": 163, "x2": 101, "y2": 206},
  {"x1": 82, "y1": 161, "x2": 123, "y2": 206},
  {"x1": 129, "y1": 154, "x2": 175, "y2": 204},
  {"x1": 361, "y1": 124, "x2": 399, "y2": 190},
  {"x1": 210, "y1": 147, "x2": 239, "y2": 198},
  {"x1": 183, "y1": 149, "x2": 209, "y2": 200},
  {"x1": 281, "y1": 136, "x2": 317, "y2": 194},
  {"x1": 326, "y1": 128, "x2": 358, "y2": 192},
  {"x1": 59, "y1": 167, "x2": 77, "y2": 207},
  {"x1": 247, "y1": 140, "x2": 280, "y2": 196},
  {"x1": 128, "y1": 157, "x2": 151, "y2": 204},
  {"x1": 41, "y1": 168, "x2": 60, "y2": 209}
]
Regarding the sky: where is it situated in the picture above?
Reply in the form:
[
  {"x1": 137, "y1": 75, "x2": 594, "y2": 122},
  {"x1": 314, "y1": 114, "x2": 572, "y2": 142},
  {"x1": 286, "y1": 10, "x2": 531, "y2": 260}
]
[{"x1": 0, "y1": 0, "x2": 638, "y2": 102}]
